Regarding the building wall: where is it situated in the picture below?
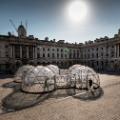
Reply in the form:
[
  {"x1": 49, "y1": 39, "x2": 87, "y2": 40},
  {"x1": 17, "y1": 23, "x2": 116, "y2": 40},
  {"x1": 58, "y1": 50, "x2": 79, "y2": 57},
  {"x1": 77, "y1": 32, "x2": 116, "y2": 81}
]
[
  {"x1": 36, "y1": 43, "x2": 80, "y2": 68},
  {"x1": 0, "y1": 40, "x2": 9, "y2": 73},
  {"x1": 0, "y1": 29, "x2": 120, "y2": 73},
  {"x1": 80, "y1": 35, "x2": 120, "y2": 72}
]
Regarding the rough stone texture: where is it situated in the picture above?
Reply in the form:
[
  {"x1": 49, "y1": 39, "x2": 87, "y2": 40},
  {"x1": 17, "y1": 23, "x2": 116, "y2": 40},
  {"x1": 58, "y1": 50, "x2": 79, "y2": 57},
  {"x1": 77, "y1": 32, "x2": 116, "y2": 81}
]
[{"x1": 0, "y1": 74, "x2": 120, "y2": 120}]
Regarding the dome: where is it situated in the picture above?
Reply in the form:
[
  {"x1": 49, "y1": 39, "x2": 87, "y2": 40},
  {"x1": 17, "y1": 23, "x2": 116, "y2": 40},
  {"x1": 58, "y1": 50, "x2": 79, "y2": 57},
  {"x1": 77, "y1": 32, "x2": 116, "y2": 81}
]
[
  {"x1": 68, "y1": 65, "x2": 100, "y2": 89},
  {"x1": 14, "y1": 65, "x2": 34, "y2": 83},
  {"x1": 18, "y1": 24, "x2": 27, "y2": 37},
  {"x1": 69, "y1": 64, "x2": 82, "y2": 73},
  {"x1": 46, "y1": 64, "x2": 60, "y2": 75},
  {"x1": 21, "y1": 66, "x2": 56, "y2": 93}
]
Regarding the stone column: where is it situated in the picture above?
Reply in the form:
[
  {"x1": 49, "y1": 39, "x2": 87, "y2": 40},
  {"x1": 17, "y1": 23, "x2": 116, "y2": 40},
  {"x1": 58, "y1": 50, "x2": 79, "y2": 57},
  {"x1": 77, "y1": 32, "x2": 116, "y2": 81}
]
[
  {"x1": 118, "y1": 44, "x2": 120, "y2": 57},
  {"x1": 12, "y1": 45, "x2": 15, "y2": 58},
  {"x1": 114, "y1": 45, "x2": 116, "y2": 58},
  {"x1": 116, "y1": 45, "x2": 117, "y2": 58},
  {"x1": 10, "y1": 45, "x2": 13, "y2": 58},
  {"x1": 117, "y1": 44, "x2": 119, "y2": 58},
  {"x1": 20, "y1": 46, "x2": 22, "y2": 58},
  {"x1": 108, "y1": 46, "x2": 111, "y2": 58},
  {"x1": 26, "y1": 46, "x2": 29, "y2": 58},
  {"x1": 32, "y1": 47, "x2": 34, "y2": 59},
  {"x1": 35, "y1": 47, "x2": 37, "y2": 59}
]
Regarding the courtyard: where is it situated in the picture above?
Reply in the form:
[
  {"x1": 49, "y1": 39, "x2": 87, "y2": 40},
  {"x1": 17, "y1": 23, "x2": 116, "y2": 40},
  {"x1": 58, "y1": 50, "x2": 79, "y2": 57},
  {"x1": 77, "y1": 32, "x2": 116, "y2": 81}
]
[{"x1": 0, "y1": 72, "x2": 120, "y2": 120}]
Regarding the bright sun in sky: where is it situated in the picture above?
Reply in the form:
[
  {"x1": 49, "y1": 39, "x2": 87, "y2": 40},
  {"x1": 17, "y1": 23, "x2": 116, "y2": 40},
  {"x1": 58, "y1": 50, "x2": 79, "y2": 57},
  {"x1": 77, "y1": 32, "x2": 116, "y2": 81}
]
[{"x1": 67, "y1": 1, "x2": 88, "y2": 23}]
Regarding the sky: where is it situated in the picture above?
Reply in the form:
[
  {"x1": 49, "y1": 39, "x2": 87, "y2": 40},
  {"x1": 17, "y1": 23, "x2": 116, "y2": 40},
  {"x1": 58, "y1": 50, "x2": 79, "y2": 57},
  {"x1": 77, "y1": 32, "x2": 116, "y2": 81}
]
[{"x1": 0, "y1": 0, "x2": 120, "y2": 43}]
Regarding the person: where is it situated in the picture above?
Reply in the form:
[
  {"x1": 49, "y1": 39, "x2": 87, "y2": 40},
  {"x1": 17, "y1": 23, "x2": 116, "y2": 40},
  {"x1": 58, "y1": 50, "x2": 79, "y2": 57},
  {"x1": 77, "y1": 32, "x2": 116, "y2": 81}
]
[
  {"x1": 87, "y1": 79, "x2": 95, "y2": 96},
  {"x1": 44, "y1": 77, "x2": 49, "y2": 91}
]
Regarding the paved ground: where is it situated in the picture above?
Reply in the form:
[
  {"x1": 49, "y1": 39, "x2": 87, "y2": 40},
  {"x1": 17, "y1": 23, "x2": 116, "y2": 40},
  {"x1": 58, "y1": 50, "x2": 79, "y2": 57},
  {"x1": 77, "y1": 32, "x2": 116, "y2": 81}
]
[{"x1": 0, "y1": 73, "x2": 120, "y2": 120}]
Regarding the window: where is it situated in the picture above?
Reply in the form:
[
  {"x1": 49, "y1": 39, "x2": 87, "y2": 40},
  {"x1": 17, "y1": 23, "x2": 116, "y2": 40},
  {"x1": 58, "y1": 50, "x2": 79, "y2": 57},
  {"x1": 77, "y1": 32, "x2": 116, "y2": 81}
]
[
  {"x1": 61, "y1": 54, "x2": 63, "y2": 58},
  {"x1": 88, "y1": 54, "x2": 90, "y2": 58},
  {"x1": 43, "y1": 48, "x2": 45, "y2": 51},
  {"x1": 92, "y1": 53, "x2": 94, "y2": 58},
  {"x1": 37, "y1": 48, "x2": 40, "y2": 51},
  {"x1": 69, "y1": 54, "x2": 72, "y2": 59},
  {"x1": 37, "y1": 53, "x2": 40, "y2": 58},
  {"x1": 57, "y1": 53, "x2": 59, "y2": 58},
  {"x1": 73, "y1": 53, "x2": 75, "y2": 58},
  {"x1": 43, "y1": 53, "x2": 45, "y2": 57},
  {"x1": 111, "y1": 51, "x2": 114, "y2": 57},
  {"x1": 96, "y1": 53, "x2": 98, "y2": 58},
  {"x1": 52, "y1": 53, "x2": 55, "y2": 58},
  {"x1": 48, "y1": 53, "x2": 50, "y2": 57},
  {"x1": 101, "y1": 53, "x2": 103, "y2": 57},
  {"x1": 106, "y1": 53, "x2": 108, "y2": 57}
]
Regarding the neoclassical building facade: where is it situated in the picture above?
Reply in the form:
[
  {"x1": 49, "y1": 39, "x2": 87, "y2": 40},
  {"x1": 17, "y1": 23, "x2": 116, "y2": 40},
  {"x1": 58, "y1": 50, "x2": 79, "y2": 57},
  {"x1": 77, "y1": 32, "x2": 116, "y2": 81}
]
[
  {"x1": 0, "y1": 24, "x2": 120, "y2": 73},
  {"x1": 0, "y1": 24, "x2": 81, "y2": 73}
]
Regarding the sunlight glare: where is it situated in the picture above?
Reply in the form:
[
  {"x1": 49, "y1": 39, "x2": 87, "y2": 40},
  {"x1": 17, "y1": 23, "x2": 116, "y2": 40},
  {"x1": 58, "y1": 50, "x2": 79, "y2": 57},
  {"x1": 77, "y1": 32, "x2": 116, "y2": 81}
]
[{"x1": 67, "y1": 1, "x2": 88, "y2": 23}]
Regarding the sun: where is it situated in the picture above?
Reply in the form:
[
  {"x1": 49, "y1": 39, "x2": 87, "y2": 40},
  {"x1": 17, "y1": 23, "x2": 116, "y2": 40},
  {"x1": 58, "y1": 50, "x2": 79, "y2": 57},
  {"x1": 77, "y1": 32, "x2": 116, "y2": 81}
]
[{"x1": 67, "y1": 1, "x2": 88, "y2": 23}]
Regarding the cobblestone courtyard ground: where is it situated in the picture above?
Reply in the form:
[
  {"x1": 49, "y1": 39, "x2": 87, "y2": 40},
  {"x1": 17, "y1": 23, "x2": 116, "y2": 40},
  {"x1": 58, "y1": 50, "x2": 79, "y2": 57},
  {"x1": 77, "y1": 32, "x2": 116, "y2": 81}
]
[{"x1": 0, "y1": 73, "x2": 120, "y2": 120}]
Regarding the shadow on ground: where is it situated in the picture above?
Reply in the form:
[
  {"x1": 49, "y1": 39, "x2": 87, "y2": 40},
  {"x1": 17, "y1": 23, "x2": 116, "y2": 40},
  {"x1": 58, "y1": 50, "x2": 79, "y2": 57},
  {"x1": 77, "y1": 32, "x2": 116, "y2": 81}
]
[
  {"x1": 2, "y1": 81, "x2": 21, "y2": 90},
  {"x1": 1, "y1": 81, "x2": 104, "y2": 113},
  {"x1": 73, "y1": 87, "x2": 104, "y2": 101}
]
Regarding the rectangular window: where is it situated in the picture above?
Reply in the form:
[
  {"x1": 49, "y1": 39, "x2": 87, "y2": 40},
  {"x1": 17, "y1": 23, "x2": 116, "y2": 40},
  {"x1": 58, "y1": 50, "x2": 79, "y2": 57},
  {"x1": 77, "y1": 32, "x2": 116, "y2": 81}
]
[{"x1": 37, "y1": 53, "x2": 40, "y2": 58}]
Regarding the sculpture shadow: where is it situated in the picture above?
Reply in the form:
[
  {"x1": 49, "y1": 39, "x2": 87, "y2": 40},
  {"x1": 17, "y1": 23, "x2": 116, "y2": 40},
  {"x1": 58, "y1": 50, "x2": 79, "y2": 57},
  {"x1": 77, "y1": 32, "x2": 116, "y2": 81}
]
[
  {"x1": 2, "y1": 81, "x2": 21, "y2": 90},
  {"x1": 49, "y1": 88, "x2": 77, "y2": 99},
  {"x1": 1, "y1": 81, "x2": 103, "y2": 113},
  {"x1": 1, "y1": 88, "x2": 77, "y2": 112},
  {"x1": 2, "y1": 90, "x2": 52, "y2": 112},
  {"x1": 73, "y1": 87, "x2": 104, "y2": 101}
]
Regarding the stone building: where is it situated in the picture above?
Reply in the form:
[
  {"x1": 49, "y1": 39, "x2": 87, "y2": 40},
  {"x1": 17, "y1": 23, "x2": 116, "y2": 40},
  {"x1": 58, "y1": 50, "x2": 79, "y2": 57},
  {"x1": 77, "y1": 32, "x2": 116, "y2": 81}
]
[
  {"x1": 0, "y1": 24, "x2": 80, "y2": 73},
  {"x1": 0, "y1": 24, "x2": 120, "y2": 73},
  {"x1": 80, "y1": 31, "x2": 120, "y2": 72}
]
